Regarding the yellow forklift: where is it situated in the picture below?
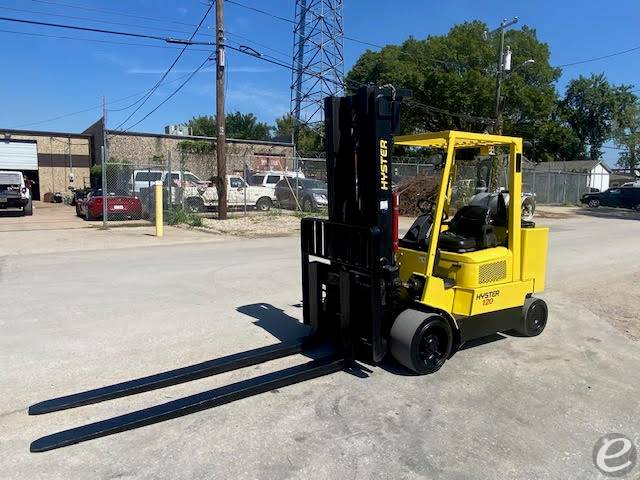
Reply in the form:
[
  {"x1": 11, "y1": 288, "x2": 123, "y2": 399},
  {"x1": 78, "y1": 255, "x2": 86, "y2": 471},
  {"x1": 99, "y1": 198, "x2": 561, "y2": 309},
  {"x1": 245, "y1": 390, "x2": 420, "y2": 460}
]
[
  {"x1": 390, "y1": 130, "x2": 549, "y2": 373},
  {"x1": 29, "y1": 86, "x2": 548, "y2": 452}
]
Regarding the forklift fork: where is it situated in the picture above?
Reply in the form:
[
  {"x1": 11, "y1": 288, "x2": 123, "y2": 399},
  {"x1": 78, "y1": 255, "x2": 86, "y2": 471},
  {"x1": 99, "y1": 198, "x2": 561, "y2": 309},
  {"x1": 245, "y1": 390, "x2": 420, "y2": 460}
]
[
  {"x1": 29, "y1": 342, "x2": 344, "y2": 452},
  {"x1": 31, "y1": 355, "x2": 344, "y2": 453}
]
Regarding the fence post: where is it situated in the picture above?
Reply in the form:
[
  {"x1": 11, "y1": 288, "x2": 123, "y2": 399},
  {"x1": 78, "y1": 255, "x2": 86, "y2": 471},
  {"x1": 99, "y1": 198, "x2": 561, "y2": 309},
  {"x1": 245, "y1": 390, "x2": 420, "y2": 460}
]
[
  {"x1": 167, "y1": 151, "x2": 172, "y2": 218},
  {"x1": 155, "y1": 181, "x2": 163, "y2": 237},
  {"x1": 562, "y1": 172, "x2": 567, "y2": 205},
  {"x1": 101, "y1": 146, "x2": 107, "y2": 227},
  {"x1": 243, "y1": 158, "x2": 247, "y2": 217}
]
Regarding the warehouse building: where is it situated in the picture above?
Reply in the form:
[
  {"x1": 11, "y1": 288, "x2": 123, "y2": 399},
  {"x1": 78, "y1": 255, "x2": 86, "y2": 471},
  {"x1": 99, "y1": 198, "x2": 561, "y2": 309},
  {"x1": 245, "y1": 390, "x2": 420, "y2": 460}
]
[
  {"x1": 0, "y1": 119, "x2": 294, "y2": 201},
  {"x1": 0, "y1": 129, "x2": 92, "y2": 200}
]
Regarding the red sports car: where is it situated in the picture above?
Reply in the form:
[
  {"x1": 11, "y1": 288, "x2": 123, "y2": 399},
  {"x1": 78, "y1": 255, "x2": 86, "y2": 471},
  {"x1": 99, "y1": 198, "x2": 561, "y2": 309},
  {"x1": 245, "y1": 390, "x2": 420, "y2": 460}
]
[{"x1": 76, "y1": 189, "x2": 143, "y2": 221}]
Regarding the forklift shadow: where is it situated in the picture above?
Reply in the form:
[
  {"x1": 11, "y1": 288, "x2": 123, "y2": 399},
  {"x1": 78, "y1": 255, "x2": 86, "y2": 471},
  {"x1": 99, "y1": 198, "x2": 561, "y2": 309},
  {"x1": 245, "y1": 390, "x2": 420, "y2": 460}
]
[
  {"x1": 236, "y1": 303, "x2": 311, "y2": 342},
  {"x1": 236, "y1": 303, "x2": 373, "y2": 378}
]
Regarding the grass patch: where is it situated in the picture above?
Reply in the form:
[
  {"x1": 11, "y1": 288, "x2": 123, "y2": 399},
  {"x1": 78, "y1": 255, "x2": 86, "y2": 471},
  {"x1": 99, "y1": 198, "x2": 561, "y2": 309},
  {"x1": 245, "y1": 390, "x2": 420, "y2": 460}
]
[{"x1": 169, "y1": 207, "x2": 203, "y2": 227}]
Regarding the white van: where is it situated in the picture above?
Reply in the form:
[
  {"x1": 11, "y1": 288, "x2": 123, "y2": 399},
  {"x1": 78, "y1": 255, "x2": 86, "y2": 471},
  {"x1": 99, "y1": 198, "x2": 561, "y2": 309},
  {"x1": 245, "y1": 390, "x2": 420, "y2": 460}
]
[{"x1": 248, "y1": 170, "x2": 305, "y2": 190}]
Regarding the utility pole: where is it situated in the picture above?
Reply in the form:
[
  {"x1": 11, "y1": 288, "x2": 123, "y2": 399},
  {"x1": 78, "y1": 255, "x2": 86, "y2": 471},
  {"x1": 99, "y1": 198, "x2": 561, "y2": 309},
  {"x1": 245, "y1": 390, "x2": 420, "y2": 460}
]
[
  {"x1": 101, "y1": 96, "x2": 108, "y2": 228},
  {"x1": 215, "y1": 0, "x2": 227, "y2": 220},
  {"x1": 492, "y1": 17, "x2": 518, "y2": 135}
]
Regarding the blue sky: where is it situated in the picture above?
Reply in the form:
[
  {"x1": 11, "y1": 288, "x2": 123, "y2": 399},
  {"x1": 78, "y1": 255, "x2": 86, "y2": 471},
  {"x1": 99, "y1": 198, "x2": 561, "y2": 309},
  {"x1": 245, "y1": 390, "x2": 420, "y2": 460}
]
[{"x1": 0, "y1": 0, "x2": 638, "y2": 163}]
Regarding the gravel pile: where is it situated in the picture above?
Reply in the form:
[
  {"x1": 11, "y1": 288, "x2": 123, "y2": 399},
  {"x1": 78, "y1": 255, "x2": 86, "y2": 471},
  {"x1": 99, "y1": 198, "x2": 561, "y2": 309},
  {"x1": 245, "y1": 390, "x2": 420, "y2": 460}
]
[
  {"x1": 395, "y1": 175, "x2": 439, "y2": 216},
  {"x1": 199, "y1": 213, "x2": 302, "y2": 237}
]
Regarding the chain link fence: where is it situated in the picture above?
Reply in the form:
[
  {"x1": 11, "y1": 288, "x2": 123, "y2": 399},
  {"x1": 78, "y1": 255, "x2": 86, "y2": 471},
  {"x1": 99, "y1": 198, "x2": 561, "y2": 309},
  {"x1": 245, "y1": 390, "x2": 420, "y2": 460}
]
[{"x1": 93, "y1": 149, "x2": 607, "y2": 225}]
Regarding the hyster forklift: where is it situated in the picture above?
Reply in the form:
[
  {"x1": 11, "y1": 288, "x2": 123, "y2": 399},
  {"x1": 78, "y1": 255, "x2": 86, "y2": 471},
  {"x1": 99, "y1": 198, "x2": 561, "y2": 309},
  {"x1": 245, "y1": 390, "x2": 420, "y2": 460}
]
[{"x1": 29, "y1": 86, "x2": 548, "y2": 452}]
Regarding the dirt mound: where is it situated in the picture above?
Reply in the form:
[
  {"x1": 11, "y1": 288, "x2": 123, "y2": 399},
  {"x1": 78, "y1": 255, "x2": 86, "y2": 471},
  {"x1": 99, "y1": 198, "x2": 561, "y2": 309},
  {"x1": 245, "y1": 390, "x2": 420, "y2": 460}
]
[{"x1": 395, "y1": 175, "x2": 439, "y2": 216}]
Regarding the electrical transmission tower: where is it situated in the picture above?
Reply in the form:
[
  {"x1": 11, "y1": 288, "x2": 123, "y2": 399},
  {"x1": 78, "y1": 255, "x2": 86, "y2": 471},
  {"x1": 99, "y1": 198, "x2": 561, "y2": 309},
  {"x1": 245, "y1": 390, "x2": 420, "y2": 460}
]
[{"x1": 290, "y1": 0, "x2": 344, "y2": 130}]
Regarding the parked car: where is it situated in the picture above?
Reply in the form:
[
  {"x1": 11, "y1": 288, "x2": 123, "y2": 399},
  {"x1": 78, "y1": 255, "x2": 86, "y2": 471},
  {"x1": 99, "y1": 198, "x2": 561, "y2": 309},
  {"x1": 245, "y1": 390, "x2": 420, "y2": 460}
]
[
  {"x1": 70, "y1": 187, "x2": 92, "y2": 206},
  {"x1": 0, "y1": 170, "x2": 32, "y2": 216},
  {"x1": 248, "y1": 170, "x2": 305, "y2": 191},
  {"x1": 182, "y1": 175, "x2": 276, "y2": 212},
  {"x1": 76, "y1": 189, "x2": 143, "y2": 220},
  {"x1": 131, "y1": 170, "x2": 207, "y2": 193},
  {"x1": 274, "y1": 178, "x2": 328, "y2": 211},
  {"x1": 581, "y1": 186, "x2": 640, "y2": 211}
]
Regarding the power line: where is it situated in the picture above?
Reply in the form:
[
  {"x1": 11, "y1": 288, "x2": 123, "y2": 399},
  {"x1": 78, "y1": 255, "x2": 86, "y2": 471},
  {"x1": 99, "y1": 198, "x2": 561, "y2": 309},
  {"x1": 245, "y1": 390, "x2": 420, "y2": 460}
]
[
  {"x1": 120, "y1": 55, "x2": 213, "y2": 132},
  {"x1": 226, "y1": 0, "x2": 294, "y2": 24},
  {"x1": 556, "y1": 45, "x2": 640, "y2": 68},
  {"x1": 0, "y1": 15, "x2": 186, "y2": 43},
  {"x1": 10, "y1": 70, "x2": 199, "y2": 129},
  {"x1": 0, "y1": 27, "x2": 212, "y2": 51},
  {"x1": 226, "y1": 43, "x2": 494, "y2": 125},
  {"x1": 0, "y1": 4, "x2": 213, "y2": 39},
  {"x1": 112, "y1": 2, "x2": 215, "y2": 132},
  {"x1": 7, "y1": 2, "x2": 297, "y2": 62},
  {"x1": 29, "y1": 0, "x2": 201, "y2": 28}
]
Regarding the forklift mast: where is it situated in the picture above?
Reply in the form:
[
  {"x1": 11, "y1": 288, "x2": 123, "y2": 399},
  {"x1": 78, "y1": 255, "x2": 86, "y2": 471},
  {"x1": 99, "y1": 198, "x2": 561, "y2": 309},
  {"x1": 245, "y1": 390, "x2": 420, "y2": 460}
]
[{"x1": 301, "y1": 86, "x2": 408, "y2": 363}]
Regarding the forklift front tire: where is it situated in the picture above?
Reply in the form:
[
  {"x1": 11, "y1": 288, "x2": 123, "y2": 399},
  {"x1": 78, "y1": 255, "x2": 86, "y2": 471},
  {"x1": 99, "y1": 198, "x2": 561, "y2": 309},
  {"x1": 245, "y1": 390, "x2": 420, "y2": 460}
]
[
  {"x1": 390, "y1": 309, "x2": 453, "y2": 375},
  {"x1": 519, "y1": 297, "x2": 548, "y2": 337}
]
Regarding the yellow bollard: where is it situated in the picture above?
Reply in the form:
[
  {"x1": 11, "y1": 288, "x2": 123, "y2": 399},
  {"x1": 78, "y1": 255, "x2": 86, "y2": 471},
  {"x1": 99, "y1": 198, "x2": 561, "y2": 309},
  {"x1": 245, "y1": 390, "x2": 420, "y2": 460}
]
[{"x1": 155, "y1": 180, "x2": 164, "y2": 237}]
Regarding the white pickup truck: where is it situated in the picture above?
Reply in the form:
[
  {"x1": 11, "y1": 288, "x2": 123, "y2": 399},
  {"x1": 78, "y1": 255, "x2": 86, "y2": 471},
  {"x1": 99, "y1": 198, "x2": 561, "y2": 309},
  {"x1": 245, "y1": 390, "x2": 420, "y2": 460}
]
[{"x1": 182, "y1": 175, "x2": 276, "y2": 212}]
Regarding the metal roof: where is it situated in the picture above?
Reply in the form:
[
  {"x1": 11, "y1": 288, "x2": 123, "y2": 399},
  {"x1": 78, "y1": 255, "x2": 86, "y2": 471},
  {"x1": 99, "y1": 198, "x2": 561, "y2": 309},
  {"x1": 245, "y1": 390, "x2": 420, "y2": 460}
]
[{"x1": 394, "y1": 130, "x2": 522, "y2": 149}]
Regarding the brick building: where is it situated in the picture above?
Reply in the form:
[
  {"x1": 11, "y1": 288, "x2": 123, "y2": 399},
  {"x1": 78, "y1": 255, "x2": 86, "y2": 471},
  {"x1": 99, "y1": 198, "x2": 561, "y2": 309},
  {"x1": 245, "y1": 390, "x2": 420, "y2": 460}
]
[{"x1": 83, "y1": 118, "x2": 295, "y2": 180}]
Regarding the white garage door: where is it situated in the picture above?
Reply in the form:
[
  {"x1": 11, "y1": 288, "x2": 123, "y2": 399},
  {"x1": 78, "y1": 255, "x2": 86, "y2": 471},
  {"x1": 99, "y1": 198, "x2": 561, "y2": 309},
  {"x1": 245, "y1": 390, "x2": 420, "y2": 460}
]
[{"x1": 0, "y1": 141, "x2": 38, "y2": 170}]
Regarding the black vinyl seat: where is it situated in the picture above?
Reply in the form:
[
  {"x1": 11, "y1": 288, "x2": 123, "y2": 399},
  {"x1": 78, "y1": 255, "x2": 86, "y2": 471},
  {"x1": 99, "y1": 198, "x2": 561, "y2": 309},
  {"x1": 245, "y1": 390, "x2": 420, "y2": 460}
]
[
  {"x1": 399, "y1": 212, "x2": 433, "y2": 251},
  {"x1": 438, "y1": 205, "x2": 497, "y2": 253}
]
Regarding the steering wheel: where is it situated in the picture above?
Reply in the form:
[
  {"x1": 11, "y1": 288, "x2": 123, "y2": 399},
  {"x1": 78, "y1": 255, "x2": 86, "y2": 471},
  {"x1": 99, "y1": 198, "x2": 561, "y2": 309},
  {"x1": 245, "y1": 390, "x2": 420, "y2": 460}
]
[
  {"x1": 417, "y1": 198, "x2": 434, "y2": 214},
  {"x1": 417, "y1": 197, "x2": 449, "y2": 221}
]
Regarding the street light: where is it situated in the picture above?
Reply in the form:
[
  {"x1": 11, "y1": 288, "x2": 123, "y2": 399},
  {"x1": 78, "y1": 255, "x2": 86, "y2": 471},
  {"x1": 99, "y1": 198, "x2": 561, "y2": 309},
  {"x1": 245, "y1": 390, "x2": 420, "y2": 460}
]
[{"x1": 507, "y1": 58, "x2": 535, "y2": 74}]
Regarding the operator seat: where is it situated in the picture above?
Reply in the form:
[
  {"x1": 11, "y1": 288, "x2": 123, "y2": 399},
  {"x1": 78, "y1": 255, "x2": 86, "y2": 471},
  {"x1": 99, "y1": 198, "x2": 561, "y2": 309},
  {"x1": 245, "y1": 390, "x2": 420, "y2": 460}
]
[
  {"x1": 399, "y1": 211, "x2": 433, "y2": 251},
  {"x1": 438, "y1": 205, "x2": 497, "y2": 253}
]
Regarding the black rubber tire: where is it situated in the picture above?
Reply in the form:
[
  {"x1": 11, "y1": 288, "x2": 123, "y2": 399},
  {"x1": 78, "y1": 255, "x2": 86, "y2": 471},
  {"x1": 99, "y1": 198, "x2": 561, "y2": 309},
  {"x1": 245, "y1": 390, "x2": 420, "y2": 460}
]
[
  {"x1": 390, "y1": 309, "x2": 453, "y2": 374},
  {"x1": 635, "y1": 203, "x2": 640, "y2": 212},
  {"x1": 75, "y1": 204, "x2": 81, "y2": 217},
  {"x1": 24, "y1": 199, "x2": 33, "y2": 216},
  {"x1": 256, "y1": 197, "x2": 272, "y2": 212},
  {"x1": 588, "y1": 199, "x2": 600, "y2": 208},
  {"x1": 519, "y1": 297, "x2": 548, "y2": 337},
  {"x1": 185, "y1": 198, "x2": 204, "y2": 213}
]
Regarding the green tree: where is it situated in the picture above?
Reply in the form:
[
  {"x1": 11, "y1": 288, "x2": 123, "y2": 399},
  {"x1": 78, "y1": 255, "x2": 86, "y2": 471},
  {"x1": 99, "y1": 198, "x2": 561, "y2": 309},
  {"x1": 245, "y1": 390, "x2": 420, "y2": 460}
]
[
  {"x1": 561, "y1": 73, "x2": 635, "y2": 160},
  {"x1": 345, "y1": 21, "x2": 562, "y2": 155},
  {"x1": 274, "y1": 113, "x2": 323, "y2": 153},
  {"x1": 188, "y1": 115, "x2": 216, "y2": 136},
  {"x1": 187, "y1": 112, "x2": 272, "y2": 140},
  {"x1": 612, "y1": 102, "x2": 640, "y2": 170}
]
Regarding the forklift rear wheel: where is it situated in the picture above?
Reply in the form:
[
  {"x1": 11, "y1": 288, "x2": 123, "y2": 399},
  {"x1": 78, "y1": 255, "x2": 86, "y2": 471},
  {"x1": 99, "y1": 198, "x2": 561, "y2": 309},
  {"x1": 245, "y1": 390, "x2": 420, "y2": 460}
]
[
  {"x1": 390, "y1": 309, "x2": 453, "y2": 374},
  {"x1": 519, "y1": 297, "x2": 548, "y2": 337}
]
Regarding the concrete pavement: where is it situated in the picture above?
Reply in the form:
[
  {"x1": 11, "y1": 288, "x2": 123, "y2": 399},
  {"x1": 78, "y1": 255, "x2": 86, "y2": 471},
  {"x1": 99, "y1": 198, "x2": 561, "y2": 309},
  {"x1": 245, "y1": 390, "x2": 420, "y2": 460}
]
[{"x1": 0, "y1": 210, "x2": 639, "y2": 479}]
